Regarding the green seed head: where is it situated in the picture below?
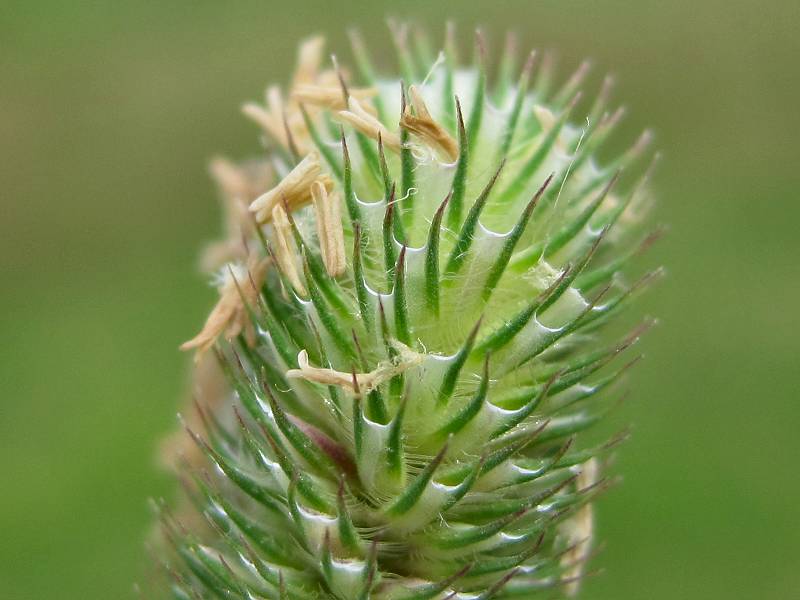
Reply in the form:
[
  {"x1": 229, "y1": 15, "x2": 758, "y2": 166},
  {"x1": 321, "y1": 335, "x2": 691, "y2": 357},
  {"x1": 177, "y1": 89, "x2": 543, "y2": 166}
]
[{"x1": 159, "y1": 22, "x2": 660, "y2": 599}]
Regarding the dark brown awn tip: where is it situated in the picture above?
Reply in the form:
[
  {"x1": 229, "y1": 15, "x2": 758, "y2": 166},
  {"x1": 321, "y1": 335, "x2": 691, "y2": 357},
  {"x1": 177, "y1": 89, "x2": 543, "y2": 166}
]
[
  {"x1": 636, "y1": 225, "x2": 666, "y2": 256},
  {"x1": 443, "y1": 561, "x2": 475, "y2": 588},
  {"x1": 547, "y1": 436, "x2": 576, "y2": 468},
  {"x1": 232, "y1": 404, "x2": 249, "y2": 432},
  {"x1": 238, "y1": 229, "x2": 250, "y2": 255},
  {"x1": 580, "y1": 475, "x2": 621, "y2": 505},
  {"x1": 618, "y1": 353, "x2": 645, "y2": 377},
  {"x1": 630, "y1": 150, "x2": 661, "y2": 197},
  {"x1": 428, "y1": 437, "x2": 450, "y2": 469},
  {"x1": 351, "y1": 329, "x2": 368, "y2": 367},
  {"x1": 339, "y1": 125, "x2": 349, "y2": 156},
  {"x1": 387, "y1": 181, "x2": 396, "y2": 205},
  {"x1": 350, "y1": 365, "x2": 361, "y2": 395},
  {"x1": 362, "y1": 539, "x2": 379, "y2": 588},
  {"x1": 540, "y1": 261, "x2": 573, "y2": 299},
  {"x1": 396, "y1": 244, "x2": 407, "y2": 271},
  {"x1": 434, "y1": 190, "x2": 452, "y2": 219},
  {"x1": 552, "y1": 533, "x2": 591, "y2": 563},
  {"x1": 399, "y1": 80, "x2": 407, "y2": 113},
  {"x1": 587, "y1": 280, "x2": 614, "y2": 312},
  {"x1": 628, "y1": 266, "x2": 665, "y2": 296},
  {"x1": 330, "y1": 53, "x2": 350, "y2": 102},
  {"x1": 466, "y1": 313, "x2": 484, "y2": 344},
  {"x1": 538, "y1": 366, "x2": 567, "y2": 402},
  {"x1": 611, "y1": 319, "x2": 655, "y2": 357},
  {"x1": 522, "y1": 49, "x2": 538, "y2": 80},
  {"x1": 322, "y1": 527, "x2": 332, "y2": 550},
  {"x1": 525, "y1": 530, "x2": 548, "y2": 558},
  {"x1": 566, "y1": 89, "x2": 584, "y2": 112},
  {"x1": 541, "y1": 474, "x2": 582, "y2": 508},
  {"x1": 474, "y1": 28, "x2": 487, "y2": 63},
  {"x1": 604, "y1": 105, "x2": 627, "y2": 130},
  {"x1": 183, "y1": 423, "x2": 212, "y2": 455},
  {"x1": 564, "y1": 60, "x2": 592, "y2": 91},
  {"x1": 516, "y1": 417, "x2": 552, "y2": 453},
  {"x1": 455, "y1": 95, "x2": 466, "y2": 135},
  {"x1": 551, "y1": 569, "x2": 599, "y2": 595},
  {"x1": 191, "y1": 396, "x2": 212, "y2": 434},
  {"x1": 281, "y1": 109, "x2": 300, "y2": 161},
  {"x1": 376, "y1": 295, "x2": 386, "y2": 321},
  {"x1": 484, "y1": 567, "x2": 521, "y2": 598},
  {"x1": 598, "y1": 74, "x2": 615, "y2": 103},
  {"x1": 217, "y1": 553, "x2": 238, "y2": 581}
]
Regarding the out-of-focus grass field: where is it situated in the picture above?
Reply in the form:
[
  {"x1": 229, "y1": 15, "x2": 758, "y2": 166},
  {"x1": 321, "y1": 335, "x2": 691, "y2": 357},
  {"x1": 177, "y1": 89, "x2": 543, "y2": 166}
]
[{"x1": 1, "y1": 1, "x2": 797, "y2": 598}]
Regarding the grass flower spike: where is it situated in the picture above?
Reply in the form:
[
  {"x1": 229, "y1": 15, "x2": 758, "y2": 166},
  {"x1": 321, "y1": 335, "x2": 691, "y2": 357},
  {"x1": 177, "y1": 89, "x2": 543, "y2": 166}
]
[{"x1": 158, "y1": 23, "x2": 659, "y2": 599}]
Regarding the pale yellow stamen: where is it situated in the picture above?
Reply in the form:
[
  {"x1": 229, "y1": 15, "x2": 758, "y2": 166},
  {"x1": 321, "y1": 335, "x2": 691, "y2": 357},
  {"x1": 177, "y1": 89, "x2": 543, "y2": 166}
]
[
  {"x1": 180, "y1": 255, "x2": 270, "y2": 358},
  {"x1": 335, "y1": 97, "x2": 402, "y2": 152},
  {"x1": 292, "y1": 84, "x2": 378, "y2": 112},
  {"x1": 208, "y1": 157, "x2": 249, "y2": 199},
  {"x1": 286, "y1": 343, "x2": 423, "y2": 395},
  {"x1": 242, "y1": 86, "x2": 310, "y2": 154},
  {"x1": 400, "y1": 85, "x2": 458, "y2": 161},
  {"x1": 270, "y1": 204, "x2": 307, "y2": 296},
  {"x1": 311, "y1": 180, "x2": 346, "y2": 277},
  {"x1": 292, "y1": 36, "x2": 325, "y2": 88},
  {"x1": 201, "y1": 157, "x2": 272, "y2": 272},
  {"x1": 561, "y1": 457, "x2": 599, "y2": 596},
  {"x1": 249, "y1": 152, "x2": 332, "y2": 223},
  {"x1": 242, "y1": 92, "x2": 282, "y2": 144}
]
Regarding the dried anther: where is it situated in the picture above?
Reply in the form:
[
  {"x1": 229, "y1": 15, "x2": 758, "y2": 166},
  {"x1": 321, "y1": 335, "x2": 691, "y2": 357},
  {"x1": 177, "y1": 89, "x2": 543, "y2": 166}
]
[
  {"x1": 292, "y1": 84, "x2": 377, "y2": 112},
  {"x1": 180, "y1": 255, "x2": 270, "y2": 357},
  {"x1": 249, "y1": 152, "x2": 333, "y2": 223},
  {"x1": 400, "y1": 85, "x2": 459, "y2": 161},
  {"x1": 242, "y1": 85, "x2": 308, "y2": 154},
  {"x1": 242, "y1": 36, "x2": 345, "y2": 155},
  {"x1": 311, "y1": 180, "x2": 346, "y2": 277},
  {"x1": 560, "y1": 457, "x2": 599, "y2": 596},
  {"x1": 292, "y1": 36, "x2": 325, "y2": 88},
  {"x1": 286, "y1": 342, "x2": 423, "y2": 395},
  {"x1": 270, "y1": 203, "x2": 307, "y2": 296},
  {"x1": 201, "y1": 157, "x2": 272, "y2": 272},
  {"x1": 335, "y1": 96, "x2": 402, "y2": 152}
]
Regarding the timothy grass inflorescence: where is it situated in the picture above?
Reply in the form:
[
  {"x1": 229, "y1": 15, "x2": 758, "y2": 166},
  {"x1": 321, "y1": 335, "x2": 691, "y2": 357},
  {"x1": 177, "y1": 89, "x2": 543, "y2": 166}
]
[{"x1": 156, "y1": 22, "x2": 661, "y2": 599}]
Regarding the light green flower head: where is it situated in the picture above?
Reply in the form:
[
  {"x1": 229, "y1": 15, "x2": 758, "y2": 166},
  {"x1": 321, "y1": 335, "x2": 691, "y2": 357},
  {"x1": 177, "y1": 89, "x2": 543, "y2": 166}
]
[{"x1": 159, "y1": 22, "x2": 661, "y2": 600}]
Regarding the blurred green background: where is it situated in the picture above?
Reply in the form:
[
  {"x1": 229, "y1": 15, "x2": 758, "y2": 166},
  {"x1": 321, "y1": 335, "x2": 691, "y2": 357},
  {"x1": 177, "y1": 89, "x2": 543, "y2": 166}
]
[{"x1": 1, "y1": 1, "x2": 798, "y2": 598}]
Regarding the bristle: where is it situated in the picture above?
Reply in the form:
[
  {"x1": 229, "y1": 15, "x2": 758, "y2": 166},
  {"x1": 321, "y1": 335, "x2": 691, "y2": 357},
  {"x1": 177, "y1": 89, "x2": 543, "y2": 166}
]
[
  {"x1": 497, "y1": 50, "x2": 537, "y2": 160},
  {"x1": 392, "y1": 245, "x2": 411, "y2": 346},
  {"x1": 499, "y1": 92, "x2": 581, "y2": 202},
  {"x1": 437, "y1": 316, "x2": 482, "y2": 407},
  {"x1": 446, "y1": 97, "x2": 469, "y2": 230},
  {"x1": 483, "y1": 173, "x2": 554, "y2": 301},
  {"x1": 445, "y1": 159, "x2": 505, "y2": 276},
  {"x1": 385, "y1": 441, "x2": 448, "y2": 517},
  {"x1": 424, "y1": 192, "x2": 451, "y2": 315},
  {"x1": 467, "y1": 29, "x2": 487, "y2": 154},
  {"x1": 352, "y1": 223, "x2": 373, "y2": 334}
]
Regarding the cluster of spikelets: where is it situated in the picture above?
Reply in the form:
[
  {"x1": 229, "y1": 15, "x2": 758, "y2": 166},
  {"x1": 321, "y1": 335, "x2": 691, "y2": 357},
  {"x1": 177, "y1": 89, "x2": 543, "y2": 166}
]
[{"x1": 155, "y1": 22, "x2": 661, "y2": 600}]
